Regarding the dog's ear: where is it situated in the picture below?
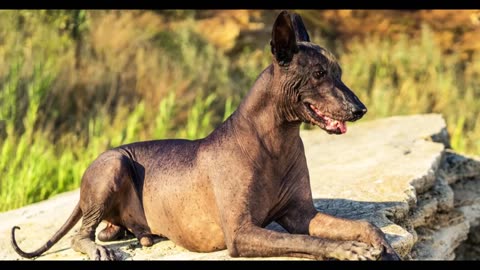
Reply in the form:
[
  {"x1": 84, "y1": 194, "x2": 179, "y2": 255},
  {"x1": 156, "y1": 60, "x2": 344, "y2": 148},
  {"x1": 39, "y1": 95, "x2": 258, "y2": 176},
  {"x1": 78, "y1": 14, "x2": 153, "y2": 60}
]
[
  {"x1": 291, "y1": 13, "x2": 310, "y2": 42},
  {"x1": 270, "y1": 10, "x2": 298, "y2": 67}
]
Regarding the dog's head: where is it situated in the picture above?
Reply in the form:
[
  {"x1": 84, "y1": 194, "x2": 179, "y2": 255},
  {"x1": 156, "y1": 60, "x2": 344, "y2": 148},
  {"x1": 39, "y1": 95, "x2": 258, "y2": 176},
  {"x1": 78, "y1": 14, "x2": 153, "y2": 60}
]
[{"x1": 270, "y1": 11, "x2": 367, "y2": 134}]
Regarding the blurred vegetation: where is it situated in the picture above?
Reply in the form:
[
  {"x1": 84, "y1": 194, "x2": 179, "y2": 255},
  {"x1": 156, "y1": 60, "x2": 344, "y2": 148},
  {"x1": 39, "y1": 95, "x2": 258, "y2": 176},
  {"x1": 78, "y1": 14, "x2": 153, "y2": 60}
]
[{"x1": 0, "y1": 10, "x2": 479, "y2": 211}]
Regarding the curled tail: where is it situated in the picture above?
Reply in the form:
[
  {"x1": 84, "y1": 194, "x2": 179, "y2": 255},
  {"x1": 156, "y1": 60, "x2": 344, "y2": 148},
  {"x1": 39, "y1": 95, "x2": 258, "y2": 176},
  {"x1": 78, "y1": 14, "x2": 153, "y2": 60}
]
[{"x1": 11, "y1": 202, "x2": 82, "y2": 259}]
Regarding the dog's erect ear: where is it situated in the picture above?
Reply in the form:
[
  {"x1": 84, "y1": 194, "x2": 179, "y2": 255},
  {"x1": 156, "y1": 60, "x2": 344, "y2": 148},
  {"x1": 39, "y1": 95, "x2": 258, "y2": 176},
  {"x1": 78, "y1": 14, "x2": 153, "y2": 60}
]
[
  {"x1": 270, "y1": 10, "x2": 298, "y2": 66},
  {"x1": 291, "y1": 13, "x2": 310, "y2": 42}
]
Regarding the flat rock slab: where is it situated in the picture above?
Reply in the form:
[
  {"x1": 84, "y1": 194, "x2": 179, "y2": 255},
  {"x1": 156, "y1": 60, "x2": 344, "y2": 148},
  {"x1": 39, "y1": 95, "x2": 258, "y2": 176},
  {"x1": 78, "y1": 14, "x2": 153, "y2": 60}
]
[{"x1": 0, "y1": 114, "x2": 447, "y2": 260}]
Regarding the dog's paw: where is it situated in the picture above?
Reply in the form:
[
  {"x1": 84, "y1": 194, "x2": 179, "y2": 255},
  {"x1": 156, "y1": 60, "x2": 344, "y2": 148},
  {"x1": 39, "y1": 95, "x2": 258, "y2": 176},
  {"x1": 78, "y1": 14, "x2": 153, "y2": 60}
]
[
  {"x1": 360, "y1": 221, "x2": 400, "y2": 260},
  {"x1": 330, "y1": 241, "x2": 382, "y2": 261},
  {"x1": 90, "y1": 246, "x2": 117, "y2": 261}
]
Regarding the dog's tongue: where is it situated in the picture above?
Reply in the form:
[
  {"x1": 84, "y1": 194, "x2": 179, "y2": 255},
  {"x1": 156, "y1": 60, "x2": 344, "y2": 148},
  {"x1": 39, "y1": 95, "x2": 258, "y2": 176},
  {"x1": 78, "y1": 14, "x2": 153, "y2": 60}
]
[
  {"x1": 310, "y1": 104, "x2": 347, "y2": 134},
  {"x1": 324, "y1": 116, "x2": 347, "y2": 134},
  {"x1": 309, "y1": 104, "x2": 347, "y2": 134}
]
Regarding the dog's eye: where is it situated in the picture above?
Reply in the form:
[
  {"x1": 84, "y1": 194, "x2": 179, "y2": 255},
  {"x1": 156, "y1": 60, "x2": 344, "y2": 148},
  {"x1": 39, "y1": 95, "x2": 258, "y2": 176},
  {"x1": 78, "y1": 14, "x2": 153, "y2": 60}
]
[{"x1": 313, "y1": 70, "x2": 327, "y2": 79}]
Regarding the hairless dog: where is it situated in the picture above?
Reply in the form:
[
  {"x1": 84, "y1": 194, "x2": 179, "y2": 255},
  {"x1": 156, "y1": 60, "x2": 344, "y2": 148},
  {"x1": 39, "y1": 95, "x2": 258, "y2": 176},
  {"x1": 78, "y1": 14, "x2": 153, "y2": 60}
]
[{"x1": 12, "y1": 10, "x2": 400, "y2": 261}]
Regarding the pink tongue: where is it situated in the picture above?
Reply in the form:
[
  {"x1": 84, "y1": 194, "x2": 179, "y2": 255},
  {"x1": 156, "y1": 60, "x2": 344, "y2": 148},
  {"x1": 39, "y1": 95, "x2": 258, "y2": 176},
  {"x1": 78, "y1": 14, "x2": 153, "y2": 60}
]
[
  {"x1": 325, "y1": 118, "x2": 347, "y2": 134},
  {"x1": 309, "y1": 104, "x2": 347, "y2": 134}
]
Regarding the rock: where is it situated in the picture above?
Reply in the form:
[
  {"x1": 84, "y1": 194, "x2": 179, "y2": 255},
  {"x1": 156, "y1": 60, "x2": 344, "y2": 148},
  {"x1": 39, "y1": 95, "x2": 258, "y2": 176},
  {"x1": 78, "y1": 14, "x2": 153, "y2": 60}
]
[
  {"x1": 413, "y1": 215, "x2": 469, "y2": 260},
  {"x1": 453, "y1": 176, "x2": 480, "y2": 227},
  {"x1": 439, "y1": 150, "x2": 480, "y2": 185},
  {"x1": 410, "y1": 196, "x2": 438, "y2": 228},
  {"x1": 0, "y1": 113, "x2": 479, "y2": 260},
  {"x1": 410, "y1": 150, "x2": 480, "y2": 260},
  {"x1": 301, "y1": 113, "x2": 448, "y2": 259},
  {"x1": 451, "y1": 166, "x2": 480, "y2": 260}
]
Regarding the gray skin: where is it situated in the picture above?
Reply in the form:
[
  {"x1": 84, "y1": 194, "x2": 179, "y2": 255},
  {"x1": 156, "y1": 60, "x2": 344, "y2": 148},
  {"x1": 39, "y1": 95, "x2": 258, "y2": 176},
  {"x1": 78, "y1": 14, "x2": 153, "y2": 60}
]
[{"x1": 11, "y1": 11, "x2": 401, "y2": 261}]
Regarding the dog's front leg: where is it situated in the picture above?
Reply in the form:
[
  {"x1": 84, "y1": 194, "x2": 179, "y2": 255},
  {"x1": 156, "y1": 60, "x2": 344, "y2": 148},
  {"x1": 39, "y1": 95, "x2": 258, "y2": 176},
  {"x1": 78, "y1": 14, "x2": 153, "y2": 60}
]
[
  {"x1": 308, "y1": 212, "x2": 401, "y2": 260},
  {"x1": 228, "y1": 223, "x2": 381, "y2": 260}
]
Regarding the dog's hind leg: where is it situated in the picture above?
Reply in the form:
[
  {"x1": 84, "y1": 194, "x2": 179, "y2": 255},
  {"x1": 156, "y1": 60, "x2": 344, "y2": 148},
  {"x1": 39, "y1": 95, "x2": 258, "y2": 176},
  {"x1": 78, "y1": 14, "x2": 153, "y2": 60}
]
[
  {"x1": 98, "y1": 222, "x2": 153, "y2": 247},
  {"x1": 72, "y1": 204, "x2": 115, "y2": 260},
  {"x1": 125, "y1": 223, "x2": 155, "y2": 247},
  {"x1": 97, "y1": 223, "x2": 134, "y2": 242},
  {"x1": 71, "y1": 151, "x2": 136, "y2": 260}
]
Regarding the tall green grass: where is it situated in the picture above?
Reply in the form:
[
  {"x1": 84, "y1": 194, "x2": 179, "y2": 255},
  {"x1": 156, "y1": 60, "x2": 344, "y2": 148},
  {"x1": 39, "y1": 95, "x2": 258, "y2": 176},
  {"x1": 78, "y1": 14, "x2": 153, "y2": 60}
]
[
  {"x1": 0, "y1": 60, "x2": 62, "y2": 210},
  {"x1": 340, "y1": 25, "x2": 480, "y2": 154},
  {"x1": 0, "y1": 59, "x2": 221, "y2": 211},
  {"x1": 0, "y1": 12, "x2": 479, "y2": 212}
]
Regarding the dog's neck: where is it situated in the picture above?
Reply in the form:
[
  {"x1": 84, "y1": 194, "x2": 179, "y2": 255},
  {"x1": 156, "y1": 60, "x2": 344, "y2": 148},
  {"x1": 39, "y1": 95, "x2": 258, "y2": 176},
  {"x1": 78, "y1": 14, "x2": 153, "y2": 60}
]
[{"x1": 232, "y1": 64, "x2": 302, "y2": 157}]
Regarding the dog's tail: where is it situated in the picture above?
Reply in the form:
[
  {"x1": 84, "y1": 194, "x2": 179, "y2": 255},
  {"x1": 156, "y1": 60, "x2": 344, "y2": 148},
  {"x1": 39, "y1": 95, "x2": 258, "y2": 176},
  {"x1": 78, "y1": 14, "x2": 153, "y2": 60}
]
[{"x1": 11, "y1": 202, "x2": 82, "y2": 259}]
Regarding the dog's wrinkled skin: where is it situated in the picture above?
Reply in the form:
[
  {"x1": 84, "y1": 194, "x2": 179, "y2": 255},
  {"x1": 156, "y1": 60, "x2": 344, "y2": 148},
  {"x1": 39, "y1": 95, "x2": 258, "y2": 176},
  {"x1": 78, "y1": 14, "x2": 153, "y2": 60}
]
[{"x1": 11, "y1": 11, "x2": 400, "y2": 261}]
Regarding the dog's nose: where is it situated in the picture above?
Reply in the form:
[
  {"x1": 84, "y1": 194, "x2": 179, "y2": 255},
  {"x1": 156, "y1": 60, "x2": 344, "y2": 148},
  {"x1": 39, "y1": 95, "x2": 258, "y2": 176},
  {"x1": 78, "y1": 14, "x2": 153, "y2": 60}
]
[{"x1": 351, "y1": 105, "x2": 367, "y2": 118}]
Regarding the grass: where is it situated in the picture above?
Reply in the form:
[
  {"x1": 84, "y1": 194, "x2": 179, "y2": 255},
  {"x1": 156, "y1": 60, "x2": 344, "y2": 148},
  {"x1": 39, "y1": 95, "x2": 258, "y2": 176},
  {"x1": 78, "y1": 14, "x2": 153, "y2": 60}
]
[
  {"x1": 0, "y1": 11, "x2": 479, "y2": 212},
  {"x1": 339, "y1": 25, "x2": 480, "y2": 153}
]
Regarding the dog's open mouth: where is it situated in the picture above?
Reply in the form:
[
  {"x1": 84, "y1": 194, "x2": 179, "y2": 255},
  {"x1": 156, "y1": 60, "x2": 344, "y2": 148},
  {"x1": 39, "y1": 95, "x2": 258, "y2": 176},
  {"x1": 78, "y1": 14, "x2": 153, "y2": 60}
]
[{"x1": 305, "y1": 103, "x2": 347, "y2": 134}]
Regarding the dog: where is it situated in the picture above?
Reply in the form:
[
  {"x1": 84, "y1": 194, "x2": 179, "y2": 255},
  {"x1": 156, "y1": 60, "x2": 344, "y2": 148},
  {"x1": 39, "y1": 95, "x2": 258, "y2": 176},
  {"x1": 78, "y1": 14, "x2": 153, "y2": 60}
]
[{"x1": 11, "y1": 10, "x2": 400, "y2": 260}]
